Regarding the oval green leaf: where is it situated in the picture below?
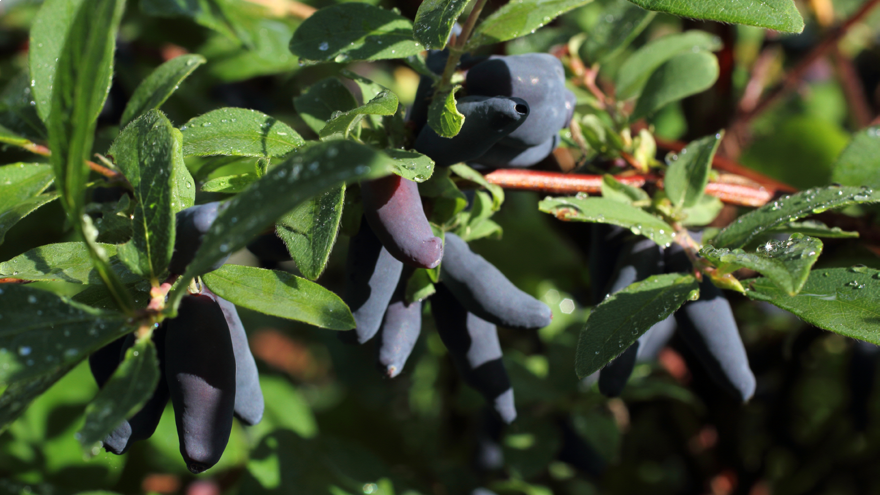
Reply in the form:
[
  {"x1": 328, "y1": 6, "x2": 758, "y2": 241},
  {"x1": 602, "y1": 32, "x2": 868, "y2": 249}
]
[
  {"x1": 179, "y1": 140, "x2": 394, "y2": 283},
  {"x1": 616, "y1": 30, "x2": 723, "y2": 100},
  {"x1": 469, "y1": 0, "x2": 594, "y2": 47},
  {"x1": 746, "y1": 267, "x2": 880, "y2": 344},
  {"x1": 0, "y1": 242, "x2": 141, "y2": 284},
  {"x1": 0, "y1": 285, "x2": 132, "y2": 386},
  {"x1": 109, "y1": 110, "x2": 179, "y2": 280},
  {"x1": 181, "y1": 107, "x2": 304, "y2": 158},
  {"x1": 701, "y1": 234, "x2": 822, "y2": 296},
  {"x1": 413, "y1": 0, "x2": 470, "y2": 49},
  {"x1": 120, "y1": 54, "x2": 206, "y2": 128},
  {"x1": 276, "y1": 185, "x2": 345, "y2": 281},
  {"x1": 711, "y1": 185, "x2": 880, "y2": 249},
  {"x1": 576, "y1": 273, "x2": 697, "y2": 378},
  {"x1": 539, "y1": 196, "x2": 675, "y2": 246},
  {"x1": 664, "y1": 132, "x2": 723, "y2": 209},
  {"x1": 830, "y1": 126, "x2": 880, "y2": 188},
  {"x1": 628, "y1": 0, "x2": 804, "y2": 34},
  {"x1": 289, "y1": 4, "x2": 424, "y2": 63},
  {"x1": 631, "y1": 50, "x2": 719, "y2": 121},
  {"x1": 203, "y1": 264, "x2": 355, "y2": 330}
]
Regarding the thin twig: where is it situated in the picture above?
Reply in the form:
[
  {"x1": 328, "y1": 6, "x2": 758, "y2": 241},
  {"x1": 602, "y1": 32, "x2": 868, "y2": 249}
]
[
  {"x1": 19, "y1": 139, "x2": 127, "y2": 184},
  {"x1": 481, "y1": 169, "x2": 774, "y2": 207},
  {"x1": 0, "y1": 278, "x2": 32, "y2": 284},
  {"x1": 455, "y1": 0, "x2": 490, "y2": 50},
  {"x1": 736, "y1": 0, "x2": 880, "y2": 125}
]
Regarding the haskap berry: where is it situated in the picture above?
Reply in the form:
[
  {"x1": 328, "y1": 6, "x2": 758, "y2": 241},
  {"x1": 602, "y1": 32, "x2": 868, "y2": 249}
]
[{"x1": 587, "y1": 225, "x2": 756, "y2": 402}]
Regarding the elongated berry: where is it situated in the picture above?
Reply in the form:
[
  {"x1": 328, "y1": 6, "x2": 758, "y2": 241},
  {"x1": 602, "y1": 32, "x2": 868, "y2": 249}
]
[
  {"x1": 342, "y1": 220, "x2": 404, "y2": 344},
  {"x1": 361, "y1": 175, "x2": 443, "y2": 269},
  {"x1": 165, "y1": 294, "x2": 236, "y2": 473},
  {"x1": 441, "y1": 233, "x2": 551, "y2": 329},
  {"x1": 413, "y1": 96, "x2": 529, "y2": 168},
  {"x1": 206, "y1": 289, "x2": 264, "y2": 426},
  {"x1": 377, "y1": 272, "x2": 422, "y2": 378},
  {"x1": 432, "y1": 284, "x2": 516, "y2": 423}
]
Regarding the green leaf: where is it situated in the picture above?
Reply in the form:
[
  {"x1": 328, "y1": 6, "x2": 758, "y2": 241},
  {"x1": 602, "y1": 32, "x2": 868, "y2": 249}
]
[
  {"x1": 72, "y1": 284, "x2": 151, "y2": 311},
  {"x1": 0, "y1": 194, "x2": 59, "y2": 245},
  {"x1": 455, "y1": 191, "x2": 503, "y2": 241},
  {"x1": 181, "y1": 107, "x2": 304, "y2": 158},
  {"x1": 80, "y1": 215, "x2": 137, "y2": 313},
  {"x1": 0, "y1": 163, "x2": 54, "y2": 213},
  {"x1": 319, "y1": 89, "x2": 399, "y2": 140},
  {"x1": 0, "y1": 125, "x2": 33, "y2": 149},
  {"x1": 0, "y1": 73, "x2": 47, "y2": 141},
  {"x1": 830, "y1": 126, "x2": 880, "y2": 188},
  {"x1": 428, "y1": 86, "x2": 465, "y2": 138},
  {"x1": 175, "y1": 140, "x2": 393, "y2": 293},
  {"x1": 108, "y1": 111, "x2": 177, "y2": 280},
  {"x1": 406, "y1": 268, "x2": 437, "y2": 304},
  {"x1": 766, "y1": 220, "x2": 859, "y2": 239},
  {"x1": 199, "y1": 7, "x2": 300, "y2": 82},
  {"x1": 578, "y1": 2, "x2": 654, "y2": 64},
  {"x1": 538, "y1": 196, "x2": 675, "y2": 246},
  {"x1": 120, "y1": 54, "x2": 206, "y2": 128},
  {"x1": 413, "y1": 0, "x2": 470, "y2": 49},
  {"x1": 289, "y1": 4, "x2": 424, "y2": 63},
  {"x1": 293, "y1": 78, "x2": 359, "y2": 134},
  {"x1": 701, "y1": 234, "x2": 822, "y2": 296},
  {"x1": 79, "y1": 337, "x2": 159, "y2": 454},
  {"x1": 384, "y1": 149, "x2": 435, "y2": 183},
  {"x1": 169, "y1": 128, "x2": 195, "y2": 214},
  {"x1": 664, "y1": 132, "x2": 722, "y2": 209},
  {"x1": 0, "y1": 243, "x2": 141, "y2": 284},
  {"x1": 469, "y1": 0, "x2": 594, "y2": 47},
  {"x1": 28, "y1": 0, "x2": 87, "y2": 122},
  {"x1": 0, "y1": 364, "x2": 76, "y2": 433},
  {"x1": 576, "y1": 273, "x2": 697, "y2": 378},
  {"x1": 601, "y1": 174, "x2": 649, "y2": 204},
  {"x1": 628, "y1": 0, "x2": 804, "y2": 33},
  {"x1": 450, "y1": 163, "x2": 504, "y2": 209},
  {"x1": 616, "y1": 30, "x2": 723, "y2": 100},
  {"x1": 631, "y1": 51, "x2": 719, "y2": 121},
  {"x1": 741, "y1": 116, "x2": 848, "y2": 190},
  {"x1": 276, "y1": 186, "x2": 345, "y2": 281},
  {"x1": 203, "y1": 265, "x2": 355, "y2": 330},
  {"x1": 201, "y1": 173, "x2": 259, "y2": 193},
  {"x1": 711, "y1": 185, "x2": 880, "y2": 249},
  {"x1": 681, "y1": 194, "x2": 723, "y2": 227},
  {"x1": 0, "y1": 285, "x2": 131, "y2": 386},
  {"x1": 746, "y1": 267, "x2": 880, "y2": 344},
  {"x1": 46, "y1": 0, "x2": 125, "y2": 225},
  {"x1": 141, "y1": 0, "x2": 241, "y2": 40},
  {"x1": 418, "y1": 167, "x2": 468, "y2": 225},
  {"x1": 88, "y1": 186, "x2": 134, "y2": 245}
]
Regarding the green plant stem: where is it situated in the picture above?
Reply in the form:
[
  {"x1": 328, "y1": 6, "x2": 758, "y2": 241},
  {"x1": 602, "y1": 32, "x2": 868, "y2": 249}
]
[
  {"x1": 456, "y1": 0, "x2": 489, "y2": 50},
  {"x1": 433, "y1": 0, "x2": 490, "y2": 105}
]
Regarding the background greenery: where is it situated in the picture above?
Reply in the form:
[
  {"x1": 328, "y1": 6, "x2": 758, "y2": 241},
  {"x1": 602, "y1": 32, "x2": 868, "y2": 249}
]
[{"x1": 1, "y1": 0, "x2": 880, "y2": 493}]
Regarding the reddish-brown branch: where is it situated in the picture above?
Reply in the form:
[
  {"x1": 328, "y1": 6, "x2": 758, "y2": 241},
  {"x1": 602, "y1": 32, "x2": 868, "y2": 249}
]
[
  {"x1": 20, "y1": 141, "x2": 125, "y2": 182},
  {"x1": 831, "y1": 45, "x2": 874, "y2": 128},
  {"x1": 482, "y1": 169, "x2": 774, "y2": 207},
  {"x1": 0, "y1": 278, "x2": 32, "y2": 284},
  {"x1": 736, "y1": 0, "x2": 880, "y2": 125},
  {"x1": 244, "y1": 0, "x2": 316, "y2": 19},
  {"x1": 655, "y1": 137, "x2": 797, "y2": 193}
]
